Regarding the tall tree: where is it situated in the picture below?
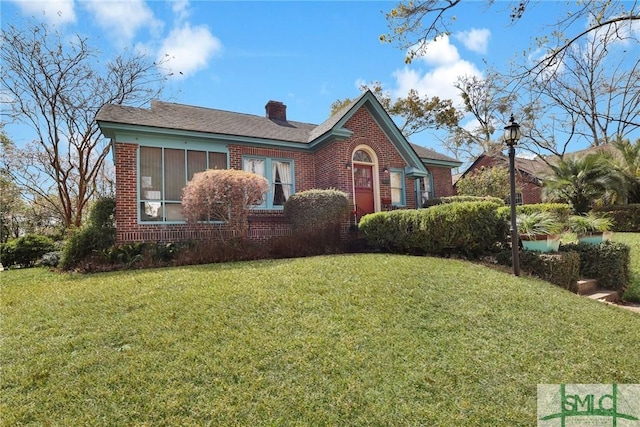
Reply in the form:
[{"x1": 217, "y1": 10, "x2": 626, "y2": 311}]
[
  {"x1": 612, "y1": 138, "x2": 640, "y2": 204},
  {"x1": 381, "y1": 1, "x2": 639, "y2": 75},
  {"x1": 1, "y1": 21, "x2": 165, "y2": 228},
  {"x1": 330, "y1": 82, "x2": 460, "y2": 138}
]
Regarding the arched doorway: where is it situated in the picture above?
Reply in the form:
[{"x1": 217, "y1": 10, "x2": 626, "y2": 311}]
[{"x1": 351, "y1": 146, "x2": 379, "y2": 219}]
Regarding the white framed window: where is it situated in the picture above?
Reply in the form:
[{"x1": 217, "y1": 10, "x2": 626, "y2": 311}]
[
  {"x1": 139, "y1": 147, "x2": 227, "y2": 222},
  {"x1": 506, "y1": 192, "x2": 524, "y2": 206},
  {"x1": 243, "y1": 157, "x2": 293, "y2": 209},
  {"x1": 390, "y1": 169, "x2": 405, "y2": 206}
]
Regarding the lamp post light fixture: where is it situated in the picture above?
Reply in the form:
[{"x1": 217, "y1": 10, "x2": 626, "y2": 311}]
[{"x1": 504, "y1": 114, "x2": 521, "y2": 276}]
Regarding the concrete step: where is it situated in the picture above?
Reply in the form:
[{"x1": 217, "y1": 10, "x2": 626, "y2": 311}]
[
  {"x1": 577, "y1": 279, "x2": 597, "y2": 295},
  {"x1": 586, "y1": 290, "x2": 620, "y2": 303}
]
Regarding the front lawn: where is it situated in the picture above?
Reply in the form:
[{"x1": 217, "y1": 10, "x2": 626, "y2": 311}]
[{"x1": 1, "y1": 254, "x2": 639, "y2": 425}]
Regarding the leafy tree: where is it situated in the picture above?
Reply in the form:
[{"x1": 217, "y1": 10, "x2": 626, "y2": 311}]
[
  {"x1": 330, "y1": 82, "x2": 460, "y2": 138},
  {"x1": 542, "y1": 153, "x2": 625, "y2": 214},
  {"x1": 1, "y1": 21, "x2": 165, "y2": 229},
  {"x1": 182, "y1": 169, "x2": 269, "y2": 240},
  {"x1": 456, "y1": 166, "x2": 511, "y2": 200}
]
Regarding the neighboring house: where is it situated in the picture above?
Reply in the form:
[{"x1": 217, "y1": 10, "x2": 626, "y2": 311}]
[
  {"x1": 455, "y1": 144, "x2": 618, "y2": 205},
  {"x1": 96, "y1": 90, "x2": 461, "y2": 244}
]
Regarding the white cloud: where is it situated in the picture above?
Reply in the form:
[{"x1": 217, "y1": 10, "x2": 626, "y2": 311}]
[
  {"x1": 82, "y1": 0, "x2": 161, "y2": 45},
  {"x1": 172, "y1": 0, "x2": 191, "y2": 22},
  {"x1": 410, "y1": 35, "x2": 460, "y2": 66},
  {"x1": 454, "y1": 28, "x2": 491, "y2": 54},
  {"x1": 10, "y1": 0, "x2": 76, "y2": 25},
  {"x1": 157, "y1": 23, "x2": 222, "y2": 78},
  {"x1": 393, "y1": 35, "x2": 483, "y2": 107}
]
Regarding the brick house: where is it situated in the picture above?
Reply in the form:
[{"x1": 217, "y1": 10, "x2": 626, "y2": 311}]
[
  {"x1": 454, "y1": 153, "x2": 549, "y2": 204},
  {"x1": 96, "y1": 90, "x2": 461, "y2": 244}
]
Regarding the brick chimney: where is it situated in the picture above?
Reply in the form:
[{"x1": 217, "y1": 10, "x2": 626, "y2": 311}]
[{"x1": 265, "y1": 100, "x2": 287, "y2": 122}]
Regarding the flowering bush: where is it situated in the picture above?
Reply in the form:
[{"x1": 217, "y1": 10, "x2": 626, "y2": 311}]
[{"x1": 182, "y1": 169, "x2": 268, "y2": 238}]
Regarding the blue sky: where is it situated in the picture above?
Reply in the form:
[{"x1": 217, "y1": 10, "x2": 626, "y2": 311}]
[{"x1": 2, "y1": 0, "x2": 632, "y2": 157}]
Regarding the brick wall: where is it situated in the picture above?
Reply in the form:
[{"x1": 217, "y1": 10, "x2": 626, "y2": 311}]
[{"x1": 430, "y1": 166, "x2": 456, "y2": 197}]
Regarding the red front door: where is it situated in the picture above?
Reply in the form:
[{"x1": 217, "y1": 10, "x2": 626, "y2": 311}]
[{"x1": 354, "y1": 164, "x2": 374, "y2": 218}]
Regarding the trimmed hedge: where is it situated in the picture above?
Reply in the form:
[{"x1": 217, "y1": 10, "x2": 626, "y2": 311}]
[
  {"x1": 284, "y1": 189, "x2": 350, "y2": 230},
  {"x1": 497, "y1": 203, "x2": 571, "y2": 223},
  {"x1": 359, "y1": 201, "x2": 507, "y2": 257},
  {"x1": 593, "y1": 204, "x2": 640, "y2": 232},
  {"x1": 0, "y1": 234, "x2": 56, "y2": 268},
  {"x1": 498, "y1": 250, "x2": 580, "y2": 292},
  {"x1": 561, "y1": 241, "x2": 631, "y2": 292},
  {"x1": 423, "y1": 195, "x2": 505, "y2": 208}
]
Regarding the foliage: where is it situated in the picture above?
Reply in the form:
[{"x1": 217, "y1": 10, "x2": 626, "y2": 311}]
[
  {"x1": 561, "y1": 241, "x2": 631, "y2": 292},
  {"x1": 455, "y1": 165, "x2": 511, "y2": 200},
  {"x1": 330, "y1": 82, "x2": 460, "y2": 138},
  {"x1": 568, "y1": 213, "x2": 613, "y2": 235},
  {"x1": 594, "y1": 204, "x2": 640, "y2": 232},
  {"x1": 182, "y1": 169, "x2": 269, "y2": 239},
  {"x1": 611, "y1": 233, "x2": 640, "y2": 303},
  {"x1": 0, "y1": 234, "x2": 55, "y2": 268},
  {"x1": 0, "y1": 21, "x2": 164, "y2": 228},
  {"x1": 284, "y1": 189, "x2": 349, "y2": 231},
  {"x1": 497, "y1": 203, "x2": 571, "y2": 225},
  {"x1": 498, "y1": 250, "x2": 580, "y2": 292},
  {"x1": 359, "y1": 201, "x2": 507, "y2": 257},
  {"x1": 59, "y1": 197, "x2": 116, "y2": 270},
  {"x1": 423, "y1": 195, "x2": 505, "y2": 207},
  {"x1": 39, "y1": 251, "x2": 62, "y2": 268},
  {"x1": 543, "y1": 153, "x2": 625, "y2": 214},
  {"x1": 516, "y1": 211, "x2": 563, "y2": 238},
  {"x1": 3, "y1": 255, "x2": 640, "y2": 425},
  {"x1": 612, "y1": 138, "x2": 640, "y2": 203}
]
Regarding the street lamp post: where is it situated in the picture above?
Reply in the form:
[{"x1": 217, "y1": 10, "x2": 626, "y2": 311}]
[{"x1": 504, "y1": 115, "x2": 521, "y2": 276}]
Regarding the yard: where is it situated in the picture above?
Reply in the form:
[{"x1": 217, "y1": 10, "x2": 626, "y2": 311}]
[{"x1": 1, "y1": 242, "x2": 640, "y2": 425}]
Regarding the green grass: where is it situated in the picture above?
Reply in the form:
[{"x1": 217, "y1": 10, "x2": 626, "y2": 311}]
[
  {"x1": 612, "y1": 232, "x2": 640, "y2": 302},
  {"x1": 2, "y1": 254, "x2": 639, "y2": 425}
]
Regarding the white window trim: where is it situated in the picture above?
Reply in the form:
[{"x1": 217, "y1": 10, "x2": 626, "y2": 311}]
[{"x1": 242, "y1": 156, "x2": 295, "y2": 210}]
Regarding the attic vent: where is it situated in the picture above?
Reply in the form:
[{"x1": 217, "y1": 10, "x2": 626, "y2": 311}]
[{"x1": 265, "y1": 100, "x2": 287, "y2": 122}]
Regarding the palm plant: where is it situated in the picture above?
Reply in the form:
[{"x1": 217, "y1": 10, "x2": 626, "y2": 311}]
[
  {"x1": 516, "y1": 211, "x2": 563, "y2": 239},
  {"x1": 542, "y1": 153, "x2": 625, "y2": 214},
  {"x1": 612, "y1": 138, "x2": 640, "y2": 204},
  {"x1": 568, "y1": 212, "x2": 613, "y2": 235}
]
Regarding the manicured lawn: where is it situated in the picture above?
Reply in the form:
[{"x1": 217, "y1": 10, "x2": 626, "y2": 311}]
[
  {"x1": 1, "y1": 254, "x2": 639, "y2": 426},
  {"x1": 613, "y1": 232, "x2": 640, "y2": 302}
]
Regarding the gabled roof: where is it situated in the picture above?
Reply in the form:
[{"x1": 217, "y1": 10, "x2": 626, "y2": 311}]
[
  {"x1": 96, "y1": 91, "x2": 456, "y2": 168},
  {"x1": 410, "y1": 143, "x2": 462, "y2": 168},
  {"x1": 456, "y1": 152, "x2": 550, "y2": 187}
]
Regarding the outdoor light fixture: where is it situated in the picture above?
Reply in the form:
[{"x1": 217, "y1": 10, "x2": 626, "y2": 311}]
[
  {"x1": 345, "y1": 162, "x2": 352, "y2": 170},
  {"x1": 504, "y1": 114, "x2": 521, "y2": 276},
  {"x1": 382, "y1": 166, "x2": 389, "y2": 174}
]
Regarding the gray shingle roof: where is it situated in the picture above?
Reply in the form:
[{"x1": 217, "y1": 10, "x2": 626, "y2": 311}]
[
  {"x1": 97, "y1": 96, "x2": 457, "y2": 164},
  {"x1": 97, "y1": 100, "x2": 317, "y2": 143}
]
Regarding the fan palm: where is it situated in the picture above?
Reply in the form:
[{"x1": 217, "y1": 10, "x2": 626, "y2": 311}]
[
  {"x1": 543, "y1": 153, "x2": 625, "y2": 214},
  {"x1": 612, "y1": 138, "x2": 640, "y2": 203}
]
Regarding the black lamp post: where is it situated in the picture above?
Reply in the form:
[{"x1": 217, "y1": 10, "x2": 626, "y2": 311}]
[{"x1": 504, "y1": 114, "x2": 521, "y2": 276}]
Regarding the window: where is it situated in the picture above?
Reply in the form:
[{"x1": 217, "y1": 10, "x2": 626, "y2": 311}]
[
  {"x1": 390, "y1": 169, "x2": 405, "y2": 206},
  {"x1": 243, "y1": 157, "x2": 293, "y2": 208},
  {"x1": 506, "y1": 192, "x2": 523, "y2": 206},
  {"x1": 353, "y1": 149, "x2": 372, "y2": 163},
  {"x1": 139, "y1": 147, "x2": 228, "y2": 222},
  {"x1": 421, "y1": 174, "x2": 433, "y2": 204}
]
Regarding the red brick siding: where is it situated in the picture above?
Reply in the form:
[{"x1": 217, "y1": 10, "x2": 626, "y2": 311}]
[
  {"x1": 455, "y1": 156, "x2": 542, "y2": 203},
  {"x1": 113, "y1": 105, "x2": 458, "y2": 243}
]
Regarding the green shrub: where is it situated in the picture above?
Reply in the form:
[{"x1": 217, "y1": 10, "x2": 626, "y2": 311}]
[
  {"x1": 423, "y1": 195, "x2": 505, "y2": 208},
  {"x1": 284, "y1": 189, "x2": 349, "y2": 230},
  {"x1": 60, "y1": 197, "x2": 116, "y2": 270},
  {"x1": 497, "y1": 203, "x2": 571, "y2": 225},
  {"x1": 560, "y1": 242, "x2": 631, "y2": 292},
  {"x1": 40, "y1": 251, "x2": 62, "y2": 267},
  {"x1": 359, "y1": 201, "x2": 506, "y2": 257},
  {"x1": 0, "y1": 234, "x2": 55, "y2": 267},
  {"x1": 520, "y1": 251, "x2": 580, "y2": 292},
  {"x1": 593, "y1": 204, "x2": 640, "y2": 232}
]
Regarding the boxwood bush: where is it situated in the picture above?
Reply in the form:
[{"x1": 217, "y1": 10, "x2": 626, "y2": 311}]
[
  {"x1": 498, "y1": 250, "x2": 580, "y2": 292},
  {"x1": 359, "y1": 201, "x2": 507, "y2": 258},
  {"x1": 423, "y1": 195, "x2": 505, "y2": 208},
  {"x1": 0, "y1": 234, "x2": 56, "y2": 268},
  {"x1": 497, "y1": 203, "x2": 571, "y2": 225},
  {"x1": 284, "y1": 189, "x2": 350, "y2": 230},
  {"x1": 561, "y1": 241, "x2": 631, "y2": 292}
]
